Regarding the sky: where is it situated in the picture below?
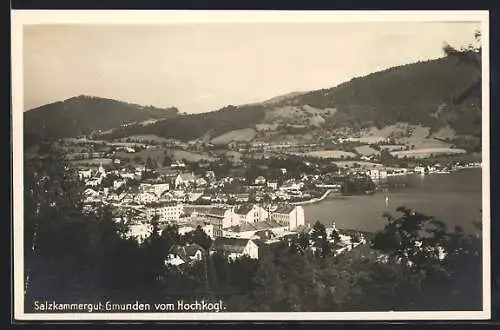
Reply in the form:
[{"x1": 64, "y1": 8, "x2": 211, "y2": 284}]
[{"x1": 23, "y1": 21, "x2": 480, "y2": 113}]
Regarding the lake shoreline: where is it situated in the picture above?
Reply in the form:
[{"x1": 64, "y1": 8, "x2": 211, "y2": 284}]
[
  {"x1": 301, "y1": 167, "x2": 482, "y2": 207},
  {"x1": 303, "y1": 167, "x2": 482, "y2": 235}
]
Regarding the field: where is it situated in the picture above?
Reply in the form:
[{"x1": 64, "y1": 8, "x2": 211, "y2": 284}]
[
  {"x1": 255, "y1": 123, "x2": 279, "y2": 131},
  {"x1": 116, "y1": 147, "x2": 216, "y2": 163},
  {"x1": 263, "y1": 105, "x2": 336, "y2": 127},
  {"x1": 225, "y1": 151, "x2": 243, "y2": 163},
  {"x1": 391, "y1": 148, "x2": 466, "y2": 159},
  {"x1": 211, "y1": 128, "x2": 257, "y2": 144},
  {"x1": 355, "y1": 124, "x2": 454, "y2": 150},
  {"x1": 303, "y1": 150, "x2": 357, "y2": 159},
  {"x1": 354, "y1": 145, "x2": 379, "y2": 156},
  {"x1": 430, "y1": 125, "x2": 457, "y2": 140},
  {"x1": 348, "y1": 136, "x2": 387, "y2": 144},
  {"x1": 117, "y1": 135, "x2": 175, "y2": 143},
  {"x1": 379, "y1": 145, "x2": 405, "y2": 151},
  {"x1": 334, "y1": 161, "x2": 384, "y2": 169},
  {"x1": 70, "y1": 158, "x2": 113, "y2": 166},
  {"x1": 354, "y1": 123, "x2": 410, "y2": 142},
  {"x1": 172, "y1": 150, "x2": 216, "y2": 162},
  {"x1": 354, "y1": 124, "x2": 454, "y2": 149}
]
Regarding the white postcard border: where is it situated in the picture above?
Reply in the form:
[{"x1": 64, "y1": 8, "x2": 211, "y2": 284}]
[{"x1": 11, "y1": 9, "x2": 491, "y2": 321}]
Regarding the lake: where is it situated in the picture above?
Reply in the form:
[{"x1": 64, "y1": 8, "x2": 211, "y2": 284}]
[{"x1": 304, "y1": 168, "x2": 483, "y2": 234}]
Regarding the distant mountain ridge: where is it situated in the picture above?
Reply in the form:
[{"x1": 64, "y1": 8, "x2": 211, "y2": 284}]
[
  {"x1": 24, "y1": 95, "x2": 179, "y2": 139},
  {"x1": 99, "y1": 56, "x2": 481, "y2": 142},
  {"x1": 259, "y1": 91, "x2": 308, "y2": 105},
  {"x1": 26, "y1": 55, "x2": 481, "y2": 143},
  {"x1": 276, "y1": 56, "x2": 481, "y2": 135}
]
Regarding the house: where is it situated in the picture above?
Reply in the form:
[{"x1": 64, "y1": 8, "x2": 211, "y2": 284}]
[
  {"x1": 97, "y1": 164, "x2": 107, "y2": 177},
  {"x1": 78, "y1": 169, "x2": 92, "y2": 180},
  {"x1": 171, "y1": 160, "x2": 186, "y2": 169},
  {"x1": 165, "y1": 243, "x2": 206, "y2": 267},
  {"x1": 254, "y1": 176, "x2": 266, "y2": 185},
  {"x1": 195, "y1": 177, "x2": 208, "y2": 187},
  {"x1": 203, "y1": 207, "x2": 240, "y2": 231},
  {"x1": 85, "y1": 177, "x2": 103, "y2": 187},
  {"x1": 120, "y1": 172, "x2": 135, "y2": 180},
  {"x1": 235, "y1": 204, "x2": 269, "y2": 224},
  {"x1": 178, "y1": 222, "x2": 216, "y2": 239},
  {"x1": 205, "y1": 170, "x2": 216, "y2": 182},
  {"x1": 187, "y1": 191, "x2": 204, "y2": 202},
  {"x1": 159, "y1": 190, "x2": 174, "y2": 202},
  {"x1": 121, "y1": 147, "x2": 135, "y2": 153},
  {"x1": 145, "y1": 201, "x2": 183, "y2": 222},
  {"x1": 140, "y1": 182, "x2": 170, "y2": 197},
  {"x1": 107, "y1": 192, "x2": 121, "y2": 202},
  {"x1": 280, "y1": 182, "x2": 303, "y2": 191},
  {"x1": 223, "y1": 221, "x2": 287, "y2": 239},
  {"x1": 83, "y1": 187, "x2": 99, "y2": 198},
  {"x1": 135, "y1": 192, "x2": 158, "y2": 205},
  {"x1": 233, "y1": 193, "x2": 250, "y2": 203},
  {"x1": 135, "y1": 165, "x2": 146, "y2": 172},
  {"x1": 121, "y1": 193, "x2": 135, "y2": 204},
  {"x1": 269, "y1": 204, "x2": 305, "y2": 231},
  {"x1": 267, "y1": 181, "x2": 279, "y2": 190},
  {"x1": 210, "y1": 237, "x2": 262, "y2": 261},
  {"x1": 152, "y1": 183, "x2": 170, "y2": 196},
  {"x1": 83, "y1": 188, "x2": 101, "y2": 203},
  {"x1": 414, "y1": 166, "x2": 427, "y2": 175},
  {"x1": 113, "y1": 179, "x2": 127, "y2": 190},
  {"x1": 366, "y1": 169, "x2": 388, "y2": 181},
  {"x1": 175, "y1": 172, "x2": 196, "y2": 189},
  {"x1": 124, "y1": 223, "x2": 153, "y2": 244}
]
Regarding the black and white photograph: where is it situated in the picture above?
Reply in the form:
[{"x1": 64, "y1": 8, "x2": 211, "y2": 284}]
[{"x1": 12, "y1": 10, "x2": 490, "y2": 321}]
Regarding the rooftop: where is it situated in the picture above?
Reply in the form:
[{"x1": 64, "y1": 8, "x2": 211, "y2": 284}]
[
  {"x1": 227, "y1": 220, "x2": 284, "y2": 233},
  {"x1": 212, "y1": 237, "x2": 251, "y2": 253},
  {"x1": 272, "y1": 204, "x2": 296, "y2": 214},
  {"x1": 235, "y1": 204, "x2": 255, "y2": 215},
  {"x1": 169, "y1": 243, "x2": 206, "y2": 263}
]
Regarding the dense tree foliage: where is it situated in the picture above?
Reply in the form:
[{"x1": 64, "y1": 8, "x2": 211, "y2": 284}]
[
  {"x1": 102, "y1": 104, "x2": 268, "y2": 142},
  {"x1": 340, "y1": 175, "x2": 376, "y2": 195},
  {"x1": 24, "y1": 143, "x2": 482, "y2": 312},
  {"x1": 283, "y1": 56, "x2": 481, "y2": 136}
]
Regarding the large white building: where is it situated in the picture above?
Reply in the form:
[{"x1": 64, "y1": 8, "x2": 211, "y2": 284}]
[
  {"x1": 175, "y1": 172, "x2": 196, "y2": 189},
  {"x1": 210, "y1": 237, "x2": 262, "y2": 261},
  {"x1": 124, "y1": 223, "x2": 153, "y2": 244},
  {"x1": 203, "y1": 207, "x2": 240, "y2": 231},
  {"x1": 113, "y1": 179, "x2": 127, "y2": 190},
  {"x1": 269, "y1": 204, "x2": 305, "y2": 231},
  {"x1": 234, "y1": 204, "x2": 269, "y2": 224},
  {"x1": 78, "y1": 169, "x2": 92, "y2": 180},
  {"x1": 140, "y1": 182, "x2": 170, "y2": 197},
  {"x1": 135, "y1": 192, "x2": 158, "y2": 205},
  {"x1": 366, "y1": 169, "x2": 388, "y2": 181},
  {"x1": 145, "y1": 202, "x2": 183, "y2": 222}
]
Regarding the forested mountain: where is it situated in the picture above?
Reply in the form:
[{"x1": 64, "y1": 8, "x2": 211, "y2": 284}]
[
  {"x1": 101, "y1": 104, "x2": 269, "y2": 142},
  {"x1": 99, "y1": 55, "x2": 481, "y2": 142},
  {"x1": 24, "y1": 95, "x2": 179, "y2": 139},
  {"x1": 26, "y1": 54, "x2": 482, "y2": 142},
  {"x1": 279, "y1": 56, "x2": 481, "y2": 135}
]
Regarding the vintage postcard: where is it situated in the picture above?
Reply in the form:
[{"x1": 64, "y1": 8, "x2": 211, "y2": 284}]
[{"x1": 11, "y1": 10, "x2": 490, "y2": 321}]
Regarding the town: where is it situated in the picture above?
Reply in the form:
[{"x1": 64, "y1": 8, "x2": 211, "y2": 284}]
[{"x1": 43, "y1": 133, "x2": 481, "y2": 267}]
